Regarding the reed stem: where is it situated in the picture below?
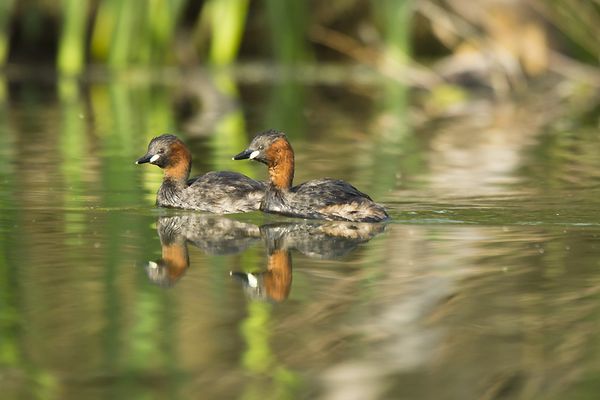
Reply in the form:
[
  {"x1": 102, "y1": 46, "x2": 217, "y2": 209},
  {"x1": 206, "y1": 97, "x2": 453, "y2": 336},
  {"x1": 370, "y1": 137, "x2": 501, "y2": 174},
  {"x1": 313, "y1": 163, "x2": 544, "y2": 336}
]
[{"x1": 57, "y1": 0, "x2": 89, "y2": 75}]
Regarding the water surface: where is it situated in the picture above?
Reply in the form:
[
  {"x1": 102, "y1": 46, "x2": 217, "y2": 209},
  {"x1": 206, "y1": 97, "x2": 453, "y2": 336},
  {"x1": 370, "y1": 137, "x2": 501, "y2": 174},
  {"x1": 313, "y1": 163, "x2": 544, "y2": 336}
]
[{"x1": 1, "y1": 76, "x2": 600, "y2": 399}]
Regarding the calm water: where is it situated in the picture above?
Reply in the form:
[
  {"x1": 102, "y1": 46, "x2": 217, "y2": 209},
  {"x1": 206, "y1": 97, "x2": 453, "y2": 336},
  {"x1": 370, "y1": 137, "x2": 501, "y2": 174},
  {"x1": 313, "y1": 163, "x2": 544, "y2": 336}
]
[{"x1": 1, "y1": 74, "x2": 600, "y2": 400}]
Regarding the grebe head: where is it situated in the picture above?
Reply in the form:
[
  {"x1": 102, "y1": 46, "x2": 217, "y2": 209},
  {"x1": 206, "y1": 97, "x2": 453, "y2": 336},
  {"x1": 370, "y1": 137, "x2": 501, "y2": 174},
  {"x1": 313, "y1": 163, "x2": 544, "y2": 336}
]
[
  {"x1": 233, "y1": 130, "x2": 290, "y2": 165},
  {"x1": 136, "y1": 134, "x2": 192, "y2": 181},
  {"x1": 233, "y1": 130, "x2": 295, "y2": 189}
]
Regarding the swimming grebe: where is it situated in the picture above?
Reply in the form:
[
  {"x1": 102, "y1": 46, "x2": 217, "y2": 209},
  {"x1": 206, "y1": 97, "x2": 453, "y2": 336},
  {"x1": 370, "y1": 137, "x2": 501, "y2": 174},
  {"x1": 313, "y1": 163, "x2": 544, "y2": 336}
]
[
  {"x1": 136, "y1": 134, "x2": 265, "y2": 213},
  {"x1": 233, "y1": 130, "x2": 389, "y2": 222}
]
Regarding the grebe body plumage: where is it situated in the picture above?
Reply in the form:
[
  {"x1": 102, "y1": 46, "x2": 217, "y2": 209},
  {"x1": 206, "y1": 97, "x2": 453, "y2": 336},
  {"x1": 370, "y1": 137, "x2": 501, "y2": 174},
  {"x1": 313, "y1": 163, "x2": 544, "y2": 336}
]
[
  {"x1": 137, "y1": 134, "x2": 265, "y2": 213},
  {"x1": 233, "y1": 130, "x2": 388, "y2": 222}
]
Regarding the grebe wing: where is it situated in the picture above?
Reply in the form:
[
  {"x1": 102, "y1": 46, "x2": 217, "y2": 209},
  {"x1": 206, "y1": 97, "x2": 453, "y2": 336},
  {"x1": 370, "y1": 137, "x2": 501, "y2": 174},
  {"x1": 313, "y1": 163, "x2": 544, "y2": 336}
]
[
  {"x1": 180, "y1": 171, "x2": 266, "y2": 213},
  {"x1": 291, "y1": 178, "x2": 373, "y2": 205},
  {"x1": 188, "y1": 171, "x2": 266, "y2": 191}
]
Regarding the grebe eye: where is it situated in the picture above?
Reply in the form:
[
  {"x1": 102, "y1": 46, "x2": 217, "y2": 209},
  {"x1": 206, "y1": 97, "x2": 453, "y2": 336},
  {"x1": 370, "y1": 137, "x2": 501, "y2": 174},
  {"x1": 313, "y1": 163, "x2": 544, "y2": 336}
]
[
  {"x1": 158, "y1": 148, "x2": 165, "y2": 154},
  {"x1": 258, "y1": 145, "x2": 264, "y2": 150}
]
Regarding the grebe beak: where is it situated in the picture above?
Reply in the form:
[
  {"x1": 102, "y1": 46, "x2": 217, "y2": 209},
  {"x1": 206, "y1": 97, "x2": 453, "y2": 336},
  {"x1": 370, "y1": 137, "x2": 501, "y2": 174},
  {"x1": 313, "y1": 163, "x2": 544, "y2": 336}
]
[
  {"x1": 232, "y1": 149, "x2": 258, "y2": 160},
  {"x1": 136, "y1": 153, "x2": 160, "y2": 164},
  {"x1": 136, "y1": 154, "x2": 152, "y2": 164},
  {"x1": 230, "y1": 271, "x2": 259, "y2": 288}
]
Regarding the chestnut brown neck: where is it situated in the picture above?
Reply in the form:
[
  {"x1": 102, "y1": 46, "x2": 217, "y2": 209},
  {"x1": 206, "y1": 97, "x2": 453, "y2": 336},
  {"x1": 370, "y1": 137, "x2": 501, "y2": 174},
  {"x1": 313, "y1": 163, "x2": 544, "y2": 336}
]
[
  {"x1": 267, "y1": 138, "x2": 295, "y2": 190},
  {"x1": 164, "y1": 142, "x2": 192, "y2": 184},
  {"x1": 265, "y1": 248, "x2": 292, "y2": 302},
  {"x1": 162, "y1": 242, "x2": 189, "y2": 281}
]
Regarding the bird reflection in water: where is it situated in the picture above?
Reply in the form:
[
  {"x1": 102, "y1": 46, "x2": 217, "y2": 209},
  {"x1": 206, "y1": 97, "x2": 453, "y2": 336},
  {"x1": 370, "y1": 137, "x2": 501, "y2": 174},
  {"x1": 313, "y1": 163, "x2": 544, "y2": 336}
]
[
  {"x1": 145, "y1": 214, "x2": 261, "y2": 286},
  {"x1": 232, "y1": 221, "x2": 385, "y2": 302},
  {"x1": 144, "y1": 215, "x2": 385, "y2": 301}
]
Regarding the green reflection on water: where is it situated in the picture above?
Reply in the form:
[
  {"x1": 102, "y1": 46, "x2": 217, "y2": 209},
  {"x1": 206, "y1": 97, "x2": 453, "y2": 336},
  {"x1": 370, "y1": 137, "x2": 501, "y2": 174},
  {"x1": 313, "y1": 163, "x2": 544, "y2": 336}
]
[
  {"x1": 1, "y1": 67, "x2": 600, "y2": 400},
  {"x1": 240, "y1": 302, "x2": 300, "y2": 400},
  {"x1": 264, "y1": 79, "x2": 306, "y2": 141},
  {"x1": 209, "y1": 71, "x2": 256, "y2": 178},
  {"x1": 59, "y1": 78, "x2": 87, "y2": 243},
  {"x1": 0, "y1": 110, "x2": 60, "y2": 400}
]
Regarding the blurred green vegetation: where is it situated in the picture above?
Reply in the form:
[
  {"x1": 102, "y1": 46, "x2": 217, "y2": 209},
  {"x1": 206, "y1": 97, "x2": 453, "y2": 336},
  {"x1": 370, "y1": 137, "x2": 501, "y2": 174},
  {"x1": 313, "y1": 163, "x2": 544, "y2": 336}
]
[
  {"x1": 0, "y1": 0, "x2": 597, "y2": 77},
  {"x1": 0, "y1": 31, "x2": 599, "y2": 398}
]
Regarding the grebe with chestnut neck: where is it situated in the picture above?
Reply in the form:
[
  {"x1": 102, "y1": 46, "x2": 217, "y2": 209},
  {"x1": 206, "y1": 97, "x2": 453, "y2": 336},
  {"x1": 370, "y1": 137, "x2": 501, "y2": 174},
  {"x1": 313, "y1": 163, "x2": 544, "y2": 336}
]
[
  {"x1": 136, "y1": 134, "x2": 265, "y2": 213},
  {"x1": 233, "y1": 130, "x2": 389, "y2": 222}
]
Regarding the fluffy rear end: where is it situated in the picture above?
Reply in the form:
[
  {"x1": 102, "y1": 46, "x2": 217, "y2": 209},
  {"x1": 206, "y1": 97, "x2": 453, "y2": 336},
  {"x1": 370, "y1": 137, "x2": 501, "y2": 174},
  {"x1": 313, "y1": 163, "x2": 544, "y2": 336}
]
[{"x1": 318, "y1": 201, "x2": 389, "y2": 222}]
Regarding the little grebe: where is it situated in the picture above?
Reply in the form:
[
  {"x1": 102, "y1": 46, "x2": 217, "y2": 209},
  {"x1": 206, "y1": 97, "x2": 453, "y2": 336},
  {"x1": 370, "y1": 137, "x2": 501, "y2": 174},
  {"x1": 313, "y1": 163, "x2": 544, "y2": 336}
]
[
  {"x1": 136, "y1": 134, "x2": 265, "y2": 213},
  {"x1": 233, "y1": 130, "x2": 389, "y2": 222}
]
